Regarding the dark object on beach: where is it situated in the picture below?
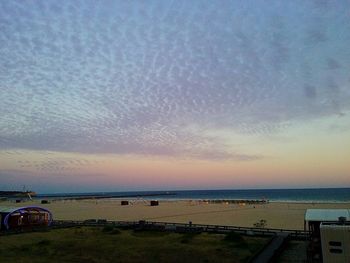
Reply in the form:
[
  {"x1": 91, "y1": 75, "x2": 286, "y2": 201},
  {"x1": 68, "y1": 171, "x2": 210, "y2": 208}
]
[
  {"x1": 97, "y1": 219, "x2": 107, "y2": 224},
  {"x1": 15, "y1": 199, "x2": 21, "y2": 203},
  {"x1": 150, "y1": 200, "x2": 159, "y2": 206},
  {"x1": 121, "y1": 200, "x2": 129, "y2": 206},
  {"x1": 41, "y1": 200, "x2": 50, "y2": 204},
  {"x1": 254, "y1": 219, "x2": 267, "y2": 228}
]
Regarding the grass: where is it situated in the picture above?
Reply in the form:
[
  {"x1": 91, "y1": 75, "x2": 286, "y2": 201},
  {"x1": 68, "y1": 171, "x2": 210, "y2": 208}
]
[{"x1": 0, "y1": 227, "x2": 268, "y2": 263}]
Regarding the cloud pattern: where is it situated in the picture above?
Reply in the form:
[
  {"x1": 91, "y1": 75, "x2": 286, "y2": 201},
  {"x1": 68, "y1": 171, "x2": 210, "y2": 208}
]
[{"x1": 1, "y1": 0, "x2": 350, "y2": 160}]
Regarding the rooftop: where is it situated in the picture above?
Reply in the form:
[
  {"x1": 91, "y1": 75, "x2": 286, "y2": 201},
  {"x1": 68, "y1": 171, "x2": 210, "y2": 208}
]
[{"x1": 305, "y1": 209, "x2": 350, "y2": 222}]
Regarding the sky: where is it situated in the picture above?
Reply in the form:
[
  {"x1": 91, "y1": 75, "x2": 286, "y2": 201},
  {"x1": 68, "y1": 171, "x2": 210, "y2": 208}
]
[{"x1": 0, "y1": 0, "x2": 350, "y2": 193}]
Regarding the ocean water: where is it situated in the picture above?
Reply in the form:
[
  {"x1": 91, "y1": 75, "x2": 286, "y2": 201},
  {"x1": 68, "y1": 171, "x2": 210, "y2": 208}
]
[
  {"x1": 162, "y1": 188, "x2": 350, "y2": 202},
  {"x1": 38, "y1": 188, "x2": 350, "y2": 203}
]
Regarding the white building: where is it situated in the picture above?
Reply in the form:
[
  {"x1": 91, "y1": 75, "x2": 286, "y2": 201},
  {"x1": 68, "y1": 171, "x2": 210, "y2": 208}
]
[
  {"x1": 305, "y1": 209, "x2": 350, "y2": 263},
  {"x1": 320, "y1": 223, "x2": 350, "y2": 263}
]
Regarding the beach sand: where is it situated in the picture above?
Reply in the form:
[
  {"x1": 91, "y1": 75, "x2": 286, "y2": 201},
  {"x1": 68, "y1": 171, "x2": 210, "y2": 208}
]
[{"x1": 1, "y1": 200, "x2": 349, "y2": 230}]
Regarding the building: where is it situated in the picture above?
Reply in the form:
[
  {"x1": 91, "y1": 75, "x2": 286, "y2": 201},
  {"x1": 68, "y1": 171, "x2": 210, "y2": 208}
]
[
  {"x1": 305, "y1": 209, "x2": 350, "y2": 262},
  {"x1": 0, "y1": 206, "x2": 53, "y2": 231},
  {"x1": 320, "y1": 222, "x2": 350, "y2": 263}
]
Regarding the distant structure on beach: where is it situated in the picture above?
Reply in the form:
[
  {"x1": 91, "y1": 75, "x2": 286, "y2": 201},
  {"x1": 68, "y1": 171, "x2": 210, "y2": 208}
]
[
  {"x1": 305, "y1": 209, "x2": 350, "y2": 263},
  {"x1": 0, "y1": 190, "x2": 37, "y2": 198},
  {"x1": 150, "y1": 200, "x2": 159, "y2": 206},
  {"x1": 0, "y1": 206, "x2": 52, "y2": 231}
]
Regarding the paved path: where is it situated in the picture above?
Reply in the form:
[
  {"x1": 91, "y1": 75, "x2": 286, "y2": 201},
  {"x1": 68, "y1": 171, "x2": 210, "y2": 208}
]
[{"x1": 250, "y1": 233, "x2": 289, "y2": 263}]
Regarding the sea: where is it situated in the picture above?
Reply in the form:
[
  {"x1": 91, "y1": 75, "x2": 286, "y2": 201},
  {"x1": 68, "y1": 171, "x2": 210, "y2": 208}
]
[{"x1": 37, "y1": 188, "x2": 350, "y2": 203}]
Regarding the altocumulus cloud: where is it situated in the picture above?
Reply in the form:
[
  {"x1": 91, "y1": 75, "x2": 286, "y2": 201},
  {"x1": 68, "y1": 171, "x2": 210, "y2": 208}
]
[{"x1": 0, "y1": 0, "x2": 350, "y2": 160}]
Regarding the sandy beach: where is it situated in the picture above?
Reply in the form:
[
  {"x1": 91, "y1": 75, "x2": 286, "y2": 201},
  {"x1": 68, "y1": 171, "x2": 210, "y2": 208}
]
[{"x1": 1, "y1": 199, "x2": 349, "y2": 230}]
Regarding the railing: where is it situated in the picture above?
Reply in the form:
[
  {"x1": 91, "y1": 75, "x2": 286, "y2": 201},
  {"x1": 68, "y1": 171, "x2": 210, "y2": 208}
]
[{"x1": 51, "y1": 219, "x2": 309, "y2": 239}]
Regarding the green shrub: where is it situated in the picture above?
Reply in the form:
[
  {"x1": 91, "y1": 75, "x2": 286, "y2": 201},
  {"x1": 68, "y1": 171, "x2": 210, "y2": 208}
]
[
  {"x1": 102, "y1": 225, "x2": 114, "y2": 232},
  {"x1": 110, "y1": 229, "x2": 121, "y2": 235},
  {"x1": 37, "y1": 239, "x2": 51, "y2": 246},
  {"x1": 224, "y1": 232, "x2": 244, "y2": 243},
  {"x1": 180, "y1": 233, "x2": 199, "y2": 244},
  {"x1": 18, "y1": 244, "x2": 33, "y2": 252}
]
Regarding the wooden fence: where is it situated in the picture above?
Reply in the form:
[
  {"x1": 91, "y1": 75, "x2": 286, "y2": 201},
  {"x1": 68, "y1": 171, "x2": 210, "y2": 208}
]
[{"x1": 51, "y1": 219, "x2": 309, "y2": 239}]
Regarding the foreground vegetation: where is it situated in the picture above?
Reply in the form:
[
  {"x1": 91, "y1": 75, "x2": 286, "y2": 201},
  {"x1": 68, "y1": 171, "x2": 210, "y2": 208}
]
[{"x1": 0, "y1": 226, "x2": 268, "y2": 263}]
